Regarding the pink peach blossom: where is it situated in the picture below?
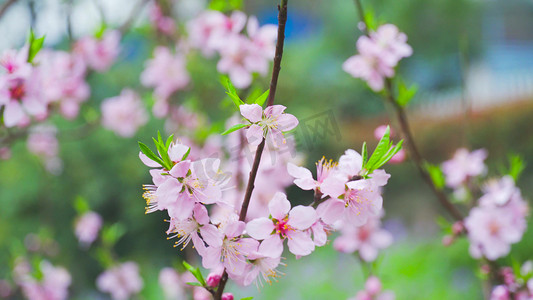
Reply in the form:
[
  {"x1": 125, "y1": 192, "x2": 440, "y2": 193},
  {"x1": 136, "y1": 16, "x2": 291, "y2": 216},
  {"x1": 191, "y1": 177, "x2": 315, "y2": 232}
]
[
  {"x1": 441, "y1": 148, "x2": 487, "y2": 188},
  {"x1": 240, "y1": 104, "x2": 299, "y2": 148},
  {"x1": 96, "y1": 261, "x2": 143, "y2": 300},
  {"x1": 75, "y1": 211, "x2": 103, "y2": 246},
  {"x1": 74, "y1": 30, "x2": 120, "y2": 72},
  {"x1": 101, "y1": 89, "x2": 148, "y2": 138},
  {"x1": 246, "y1": 192, "x2": 317, "y2": 257}
]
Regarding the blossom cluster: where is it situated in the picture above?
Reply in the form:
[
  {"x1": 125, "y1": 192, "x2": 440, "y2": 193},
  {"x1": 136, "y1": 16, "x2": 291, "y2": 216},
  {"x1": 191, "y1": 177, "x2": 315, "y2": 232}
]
[
  {"x1": 343, "y1": 24, "x2": 412, "y2": 91},
  {"x1": 187, "y1": 10, "x2": 277, "y2": 89},
  {"x1": 139, "y1": 116, "x2": 398, "y2": 291},
  {"x1": 13, "y1": 258, "x2": 71, "y2": 300},
  {"x1": 441, "y1": 149, "x2": 529, "y2": 261},
  {"x1": 349, "y1": 276, "x2": 395, "y2": 300},
  {"x1": 0, "y1": 30, "x2": 119, "y2": 128},
  {"x1": 490, "y1": 262, "x2": 533, "y2": 300}
]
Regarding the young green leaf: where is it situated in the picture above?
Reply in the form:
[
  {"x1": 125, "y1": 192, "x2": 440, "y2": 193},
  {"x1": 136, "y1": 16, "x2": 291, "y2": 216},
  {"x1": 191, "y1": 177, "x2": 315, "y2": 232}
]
[
  {"x1": 222, "y1": 77, "x2": 244, "y2": 108},
  {"x1": 240, "y1": 297, "x2": 254, "y2": 300},
  {"x1": 153, "y1": 137, "x2": 172, "y2": 170},
  {"x1": 425, "y1": 162, "x2": 445, "y2": 190},
  {"x1": 254, "y1": 89, "x2": 270, "y2": 106},
  {"x1": 101, "y1": 223, "x2": 126, "y2": 247},
  {"x1": 182, "y1": 147, "x2": 191, "y2": 161},
  {"x1": 221, "y1": 123, "x2": 248, "y2": 135},
  {"x1": 165, "y1": 134, "x2": 175, "y2": 149},
  {"x1": 507, "y1": 154, "x2": 525, "y2": 181},
  {"x1": 182, "y1": 261, "x2": 206, "y2": 287},
  {"x1": 139, "y1": 142, "x2": 165, "y2": 167},
  {"x1": 375, "y1": 140, "x2": 403, "y2": 169},
  {"x1": 361, "y1": 142, "x2": 368, "y2": 166},
  {"x1": 364, "y1": 126, "x2": 391, "y2": 172},
  {"x1": 27, "y1": 29, "x2": 45, "y2": 63},
  {"x1": 186, "y1": 282, "x2": 203, "y2": 287},
  {"x1": 397, "y1": 80, "x2": 418, "y2": 107},
  {"x1": 73, "y1": 196, "x2": 90, "y2": 214}
]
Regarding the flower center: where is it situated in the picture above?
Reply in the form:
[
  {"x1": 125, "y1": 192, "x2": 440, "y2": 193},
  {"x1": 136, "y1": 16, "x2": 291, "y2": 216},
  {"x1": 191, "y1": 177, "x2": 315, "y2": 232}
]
[
  {"x1": 9, "y1": 79, "x2": 25, "y2": 100},
  {"x1": 274, "y1": 217, "x2": 291, "y2": 236}
]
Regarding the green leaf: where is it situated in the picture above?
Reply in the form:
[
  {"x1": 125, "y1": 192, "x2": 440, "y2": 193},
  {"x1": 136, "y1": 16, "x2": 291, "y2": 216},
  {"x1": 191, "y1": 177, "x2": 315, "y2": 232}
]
[
  {"x1": 425, "y1": 162, "x2": 445, "y2": 190},
  {"x1": 221, "y1": 76, "x2": 244, "y2": 108},
  {"x1": 241, "y1": 298, "x2": 254, "y2": 300},
  {"x1": 209, "y1": 0, "x2": 243, "y2": 12},
  {"x1": 165, "y1": 134, "x2": 174, "y2": 149},
  {"x1": 222, "y1": 123, "x2": 248, "y2": 135},
  {"x1": 182, "y1": 147, "x2": 191, "y2": 161},
  {"x1": 95, "y1": 22, "x2": 107, "y2": 39},
  {"x1": 101, "y1": 223, "x2": 126, "y2": 247},
  {"x1": 364, "y1": 9, "x2": 378, "y2": 31},
  {"x1": 139, "y1": 142, "x2": 165, "y2": 167},
  {"x1": 186, "y1": 282, "x2": 204, "y2": 287},
  {"x1": 397, "y1": 79, "x2": 418, "y2": 107},
  {"x1": 182, "y1": 261, "x2": 206, "y2": 287},
  {"x1": 361, "y1": 142, "x2": 368, "y2": 166},
  {"x1": 254, "y1": 89, "x2": 270, "y2": 106},
  {"x1": 507, "y1": 154, "x2": 525, "y2": 181},
  {"x1": 435, "y1": 215, "x2": 452, "y2": 233},
  {"x1": 153, "y1": 136, "x2": 172, "y2": 170},
  {"x1": 375, "y1": 139, "x2": 403, "y2": 168},
  {"x1": 365, "y1": 126, "x2": 391, "y2": 172},
  {"x1": 73, "y1": 196, "x2": 90, "y2": 214},
  {"x1": 27, "y1": 29, "x2": 45, "y2": 63}
]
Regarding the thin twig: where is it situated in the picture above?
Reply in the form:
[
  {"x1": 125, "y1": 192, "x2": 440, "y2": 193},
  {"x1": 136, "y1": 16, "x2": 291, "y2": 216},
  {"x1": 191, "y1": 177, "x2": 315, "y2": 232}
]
[
  {"x1": 213, "y1": 1, "x2": 289, "y2": 299},
  {"x1": 118, "y1": 0, "x2": 149, "y2": 35},
  {"x1": 353, "y1": 0, "x2": 463, "y2": 221},
  {"x1": 0, "y1": 0, "x2": 18, "y2": 20}
]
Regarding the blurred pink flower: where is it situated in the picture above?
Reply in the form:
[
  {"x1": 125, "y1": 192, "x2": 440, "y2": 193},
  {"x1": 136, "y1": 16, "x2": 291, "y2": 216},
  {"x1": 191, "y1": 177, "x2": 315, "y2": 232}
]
[
  {"x1": 349, "y1": 276, "x2": 395, "y2": 300},
  {"x1": 74, "y1": 30, "x2": 120, "y2": 72},
  {"x1": 101, "y1": 89, "x2": 148, "y2": 137},
  {"x1": 222, "y1": 293, "x2": 234, "y2": 300},
  {"x1": 465, "y1": 202, "x2": 527, "y2": 260},
  {"x1": 334, "y1": 214, "x2": 392, "y2": 261},
  {"x1": 75, "y1": 211, "x2": 102, "y2": 247},
  {"x1": 141, "y1": 46, "x2": 190, "y2": 101},
  {"x1": 149, "y1": 3, "x2": 176, "y2": 35},
  {"x1": 343, "y1": 24, "x2": 411, "y2": 92},
  {"x1": 27, "y1": 124, "x2": 63, "y2": 174},
  {"x1": 490, "y1": 285, "x2": 510, "y2": 300},
  {"x1": 16, "y1": 260, "x2": 71, "y2": 300},
  {"x1": 0, "y1": 147, "x2": 10, "y2": 160},
  {"x1": 246, "y1": 192, "x2": 317, "y2": 257},
  {"x1": 187, "y1": 10, "x2": 229, "y2": 57},
  {"x1": 247, "y1": 16, "x2": 277, "y2": 59},
  {"x1": 96, "y1": 261, "x2": 143, "y2": 300},
  {"x1": 38, "y1": 50, "x2": 89, "y2": 119},
  {"x1": 441, "y1": 148, "x2": 487, "y2": 188},
  {"x1": 0, "y1": 48, "x2": 47, "y2": 127},
  {"x1": 159, "y1": 267, "x2": 186, "y2": 300}
]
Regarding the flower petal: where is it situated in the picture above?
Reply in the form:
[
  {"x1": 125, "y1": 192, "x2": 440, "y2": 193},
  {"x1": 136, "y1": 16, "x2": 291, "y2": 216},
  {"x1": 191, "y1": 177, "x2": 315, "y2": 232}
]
[
  {"x1": 258, "y1": 235, "x2": 283, "y2": 258},
  {"x1": 287, "y1": 206, "x2": 317, "y2": 230},
  {"x1": 287, "y1": 231, "x2": 315, "y2": 256},
  {"x1": 276, "y1": 113, "x2": 299, "y2": 132},
  {"x1": 268, "y1": 192, "x2": 291, "y2": 220},
  {"x1": 246, "y1": 124, "x2": 263, "y2": 146},
  {"x1": 239, "y1": 103, "x2": 262, "y2": 123},
  {"x1": 246, "y1": 217, "x2": 275, "y2": 240}
]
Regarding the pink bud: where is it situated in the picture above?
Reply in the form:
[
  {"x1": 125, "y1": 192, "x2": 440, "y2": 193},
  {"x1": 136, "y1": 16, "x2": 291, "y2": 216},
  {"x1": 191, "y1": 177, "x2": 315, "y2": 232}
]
[
  {"x1": 365, "y1": 276, "x2": 382, "y2": 296},
  {"x1": 221, "y1": 293, "x2": 234, "y2": 300},
  {"x1": 374, "y1": 125, "x2": 393, "y2": 140},
  {"x1": 442, "y1": 235, "x2": 454, "y2": 247},
  {"x1": 452, "y1": 221, "x2": 464, "y2": 235},
  {"x1": 206, "y1": 273, "x2": 221, "y2": 287},
  {"x1": 480, "y1": 264, "x2": 491, "y2": 275},
  {"x1": 388, "y1": 148, "x2": 406, "y2": 164}
]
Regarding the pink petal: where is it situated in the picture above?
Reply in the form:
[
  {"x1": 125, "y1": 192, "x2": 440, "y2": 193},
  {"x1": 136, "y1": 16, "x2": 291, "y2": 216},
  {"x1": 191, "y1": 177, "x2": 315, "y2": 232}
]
[
  {"x1": 224, "y1": 220, "x2": 245, "y2": 238},
  {"x1": 3, "y1": 101, "x2": 25, "y2": 127},
  {"x1": 276, "y1": 113, "x2": 299, "y2": 132},
  {"x1": 246, "y1": 124, "x2": 263, "y2": 146},
  {"x1": 239, "y1": 104, "x2": 263, "y2": 123},
  {"x1": 193, "y1": 203, "x2": 210, "y2": 225},
  {"x1": 311, "y1": 222, "x2": 327, "y2": 246},
  {"x1": 200, "y1": 224, "x2": 223, "y2": 248},
  {"x1": 246, "y1": 217, "x2": 275, "y2": 240},
  {"x1": 139, "y1": 152, "x2": 161, "y2": 168},
  {"x1": 168, "y1": 143, "x2": 190, "y2": 162},
  {"x1": 287, "y1": 163, "x2": 315, "y2": 190},
  {"x1": 287, "y1": 206, "x2": 317, "y2": 230},
  {"x1": 155, "y1": 179, "x2": 182, "y2": 210},
  {"x1": 287, "y1": 231, "x2": 315, "y2": 256},
  {"x1": 317, "y1": 199, "x2": 345, "y2": 225},
  {"x1": 258, "y1": 235, "x2": 283, "y2": 258},
  {"x1": 169, "y1": 160, "x2": 191, "y2": 177},
  {"x1": 320, "y1": 174, "x2": 346, "y2": 198},
  {"x1": 264, "y1": 105, "x2": 286, "y2": 117},
  {"x1": 268, "y1": 192, "x2": 291, "y2": 220},
  {"x1": 202, "y1": 246, "x2": 222, "y2": 269},
  {"x1": 168, "y1": 194, "x2": 195, "y2": 220}
]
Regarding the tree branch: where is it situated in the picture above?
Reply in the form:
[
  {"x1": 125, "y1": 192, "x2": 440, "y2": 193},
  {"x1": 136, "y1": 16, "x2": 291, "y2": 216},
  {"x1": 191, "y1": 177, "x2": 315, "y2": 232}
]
[
  {"x1": 213, "y1": 1, "x2": 289, "y2": 299},
  {"x1": 0, "y1": 0, "x2": 18, "y2": 20}
]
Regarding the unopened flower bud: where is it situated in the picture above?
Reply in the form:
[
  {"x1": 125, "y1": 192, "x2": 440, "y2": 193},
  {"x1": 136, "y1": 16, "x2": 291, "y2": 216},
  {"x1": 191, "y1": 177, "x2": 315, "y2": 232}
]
[
  {"x1": 221, "y1": 293, "x2": 234, "y2": 300},
  {"x1": 365, "y1": 276, "x2": 382, "y2": 295},
  {"x1": 452, "y1": 221, "x2": 464, "y2": 235},
  {"x1": 206, "y1": 273, "x2": 221, "y2": 287},
  {"x1": 442, "y1": 235, "x2": 454, "y2": 247}
]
